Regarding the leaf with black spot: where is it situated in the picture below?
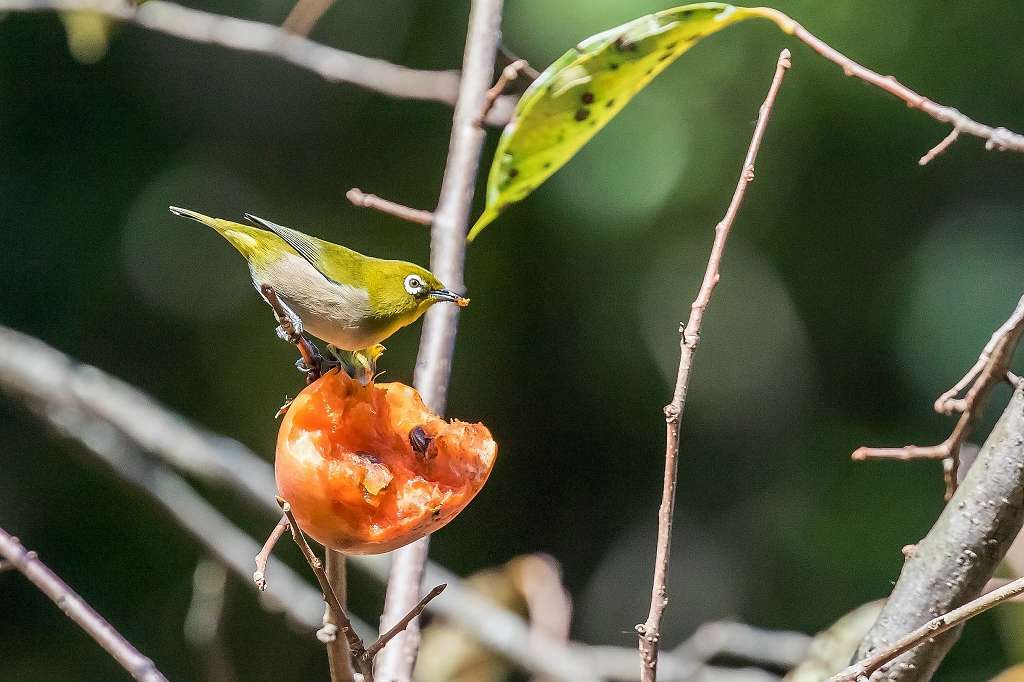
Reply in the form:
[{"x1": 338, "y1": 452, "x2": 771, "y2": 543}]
[{"x1": 467, "y1": 3, "x2": 787, "y2": 241}]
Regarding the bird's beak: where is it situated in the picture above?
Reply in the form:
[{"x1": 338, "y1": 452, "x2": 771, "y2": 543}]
[{"x1": 429, "y1": 289, "x2": 470, "y2": 308}]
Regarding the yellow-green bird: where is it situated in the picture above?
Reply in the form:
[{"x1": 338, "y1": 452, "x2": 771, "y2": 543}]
[{"x1": 169, "y1": 207, "x2": 468, "y2": 352}]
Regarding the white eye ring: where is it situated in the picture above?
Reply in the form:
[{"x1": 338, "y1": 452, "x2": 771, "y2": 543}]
[{"x1": 404, "y1": 274, "x2": 425, "y2": 296}]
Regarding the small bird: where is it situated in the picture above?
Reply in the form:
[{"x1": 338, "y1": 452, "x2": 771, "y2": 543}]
[{"x1": 169, "y1": 207, "x2": 468, "y2": 354}]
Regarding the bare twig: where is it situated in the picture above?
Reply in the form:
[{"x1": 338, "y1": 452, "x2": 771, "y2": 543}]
[
  {"x1": 281, "y1": 0, "x2": 334, "y2": 36},
  {"x1": 365, "y1": 584, "x2": 447, "y2": 659},
  {"x1": 0, "y1": 0, "x2": 516, "y2": 125},
  {"x1": 758, "y1": 9, "x2": 1024, "y2": 156},
  {"x1": 253, "y1": 515, "x2": 290, "y2": 592},
  {"x1": 918, "y1": 128, "x2": 960, "y2": 166},
  {"x1": 375, "y1": 1, "x2": 504, "y2": 679},
  {"x1": 636, "y1": 49, "x2": 791, "y2": 682},
  {"x1": 478, "y1": 58, "x2": 530, "y2": 125},
  {"x1": 832, "y1": 575, "x2": 1024, "y2": 681},
  {"x1": 852, "y1": 294, "x2": 1024, "y2": 497},
  {"x1": 346, "y1": 188, "x2": 434, "y2": 226},
  {"x1": 584, "y1": 621, "x2": 809, "y2": 681},
  {"x1": 279, "y1": 500, "x2": 370, "y2": 681},
  {"x1": 0, "y1": 527, "x2": 169, "y2": 682}
]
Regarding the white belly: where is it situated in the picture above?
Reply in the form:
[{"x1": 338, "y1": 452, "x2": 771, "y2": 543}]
[{"x1": 252, "y1": 253, "x2": 378, "y2": 350}]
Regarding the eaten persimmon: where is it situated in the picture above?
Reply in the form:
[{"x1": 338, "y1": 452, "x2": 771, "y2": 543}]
[{"x1": 275, "y1": 369, "x2": 497, "y2": 554}]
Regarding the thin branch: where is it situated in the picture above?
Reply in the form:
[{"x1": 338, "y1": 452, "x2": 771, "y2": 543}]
[
  {"x1": 936, "y1": 299, "x2": 1024, "y2": 414},
  {"x1": 281, "y1": 0, "x2": 335, "y2": 37},
  {"x1": 832, "y1": 575, "x2": 1024, "y2": 681},
  {"x1": 759, "y1": 9, "x2": 1024, "y2": 156},
  {"x1": 0, "y1": 527, "x2": 169, "y2": 682},
  {"x1": 477, "y1": 58, "x2": 530, "y2": 125},
  {"x1": 346, "y1": 188, "x2": 434, "y2": 226},
  {"x1": 279, "y1": 501, "x2": 371, "y2": 681},
  {"x1": 0, "y1": 0, "x2": 516, "y2": 125},
  {"x1": 375, "y1": 1, "x2": 504, "y2": 679},
  {"x1": 918, "y1": 128, "x2": 960, "y2": 166},
  {"x1": 364, "y1": 584, "x2": 446, "y2": 659},
  {"x1": 636, "y1": 49, "x2": 791, "y2": 682},
  {"x1": 852, "y1": 294, "x2": 1024, "y2": 497},
  {"x1": 253, "y1": 515, "x2": 289, "y2": 592},
  {"x1": 498, "y1": 44, "x2": 541, "y2": 80}
]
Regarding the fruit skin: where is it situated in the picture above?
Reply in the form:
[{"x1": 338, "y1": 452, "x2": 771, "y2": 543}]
[{"x1": 275, "y1": 370, "x2": 497, "y2": 554}]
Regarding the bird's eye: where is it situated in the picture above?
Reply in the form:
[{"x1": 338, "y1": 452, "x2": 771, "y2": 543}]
[{"x1": 404, "y1": 274, "x2": 425, "y2": 296}]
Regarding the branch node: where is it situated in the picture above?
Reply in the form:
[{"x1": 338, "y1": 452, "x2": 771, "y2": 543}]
[{"x1": 478, "y1": 57, "x2": 531, "y2": 125}]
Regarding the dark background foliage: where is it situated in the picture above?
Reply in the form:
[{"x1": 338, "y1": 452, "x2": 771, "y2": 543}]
[{"x1": 2, "y1": 0, "x2": 1024, "y2": 679}]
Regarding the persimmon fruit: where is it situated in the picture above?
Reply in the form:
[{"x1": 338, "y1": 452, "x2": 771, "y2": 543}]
[{"x1": 275, "y1": 369, "x2": 497, "y2": 554}]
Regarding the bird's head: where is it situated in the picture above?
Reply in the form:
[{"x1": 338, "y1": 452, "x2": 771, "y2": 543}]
[{"x1": 367, "y1": 261, "x2": 469, "y2": 323}]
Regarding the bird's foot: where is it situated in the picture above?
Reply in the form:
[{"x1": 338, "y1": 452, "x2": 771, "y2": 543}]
[
  {"x1": 326, "y1": 344, "x2": 385, "y2": 385},
  {"x1": 294, "y1": 352, "x2": 343, "y2": 379}
]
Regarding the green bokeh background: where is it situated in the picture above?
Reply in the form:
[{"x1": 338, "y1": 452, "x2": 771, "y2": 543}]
[{"x1": 2, "y1": 0, "x2": 1024, "y2": 679}]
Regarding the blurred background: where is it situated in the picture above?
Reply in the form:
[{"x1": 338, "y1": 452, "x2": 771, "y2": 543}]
[{"x1": 2, "y1": 0, "x2": 1024, "y2": 679}]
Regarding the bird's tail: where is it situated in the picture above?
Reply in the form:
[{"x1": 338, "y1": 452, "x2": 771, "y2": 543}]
[{"x1": 169, "y1": 206, "x2": 274, "y2": 263}]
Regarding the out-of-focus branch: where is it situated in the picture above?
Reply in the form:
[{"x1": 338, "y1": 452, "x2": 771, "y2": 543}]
[
  {"x1": 375, "y1": 1, "x2": 504, "y2": 679},
  {"x1": 0, "y1": 527, "x2": 169, "y2": 682},
  {"x1": 637, "y1": 49, "x2": 791, "y2": 682},
  {"x1": 0, "y1": 0, "x2": 515, "y2": 125},
  {"x1": 585, "y1": 621, "x2": 809, "y2": 681},
  {"x1": 184, "y1": 559, "x2": 236, "y2": 682},
  {"x1": 852, "y1": 383, "x2": 1024, "y2": 679},
  {"x1": 853, "y1": 294, "x2": 1024, "y2": 497},
  {"x1": 321, "y1": 551, "x2": 355, "y2": 682}
]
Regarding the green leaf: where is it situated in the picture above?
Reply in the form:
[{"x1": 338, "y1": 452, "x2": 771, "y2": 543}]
[{"x1": 468, "y1": 3, "x2": 781, "y2": 241}]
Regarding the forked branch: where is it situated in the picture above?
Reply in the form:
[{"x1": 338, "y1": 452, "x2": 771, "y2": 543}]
[{"x1": 853, "y1": 294, "x2": 1024, "y2": 497}]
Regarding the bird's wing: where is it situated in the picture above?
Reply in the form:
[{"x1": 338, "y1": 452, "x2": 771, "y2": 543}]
[{"x1": 244, "y1": 213, "x2": 333, "y2": 281}]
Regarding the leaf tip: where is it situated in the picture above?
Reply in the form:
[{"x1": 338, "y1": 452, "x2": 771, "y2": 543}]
[{"x1": 466, "y1": 209, "x2": 499, "y2": 242}]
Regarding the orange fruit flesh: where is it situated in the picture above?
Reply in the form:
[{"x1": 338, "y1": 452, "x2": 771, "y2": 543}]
[{"x1": 275, "y1": 370, "x2": 497, "y2": 554}]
